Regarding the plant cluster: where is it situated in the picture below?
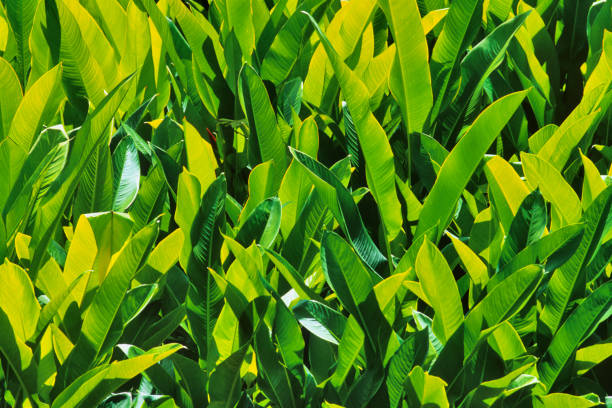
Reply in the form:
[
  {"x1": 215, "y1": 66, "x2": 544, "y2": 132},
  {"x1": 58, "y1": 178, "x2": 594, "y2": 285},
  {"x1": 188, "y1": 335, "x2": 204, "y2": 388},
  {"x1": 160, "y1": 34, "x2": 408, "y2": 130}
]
[{"x1": 0, "y1": 0, "x2": 611, "y2": 406}]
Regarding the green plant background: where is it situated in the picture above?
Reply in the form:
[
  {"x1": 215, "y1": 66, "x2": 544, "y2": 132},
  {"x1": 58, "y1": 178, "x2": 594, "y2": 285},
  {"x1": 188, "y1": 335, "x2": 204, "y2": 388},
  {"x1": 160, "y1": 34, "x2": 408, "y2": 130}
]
[{"x1": 0, "y1": 0, "x2": 610, "y2": 406}]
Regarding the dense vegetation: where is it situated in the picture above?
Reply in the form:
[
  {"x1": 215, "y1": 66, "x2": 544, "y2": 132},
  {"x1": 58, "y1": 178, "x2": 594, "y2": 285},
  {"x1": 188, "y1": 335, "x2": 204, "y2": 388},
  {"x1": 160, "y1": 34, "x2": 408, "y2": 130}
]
[{"x1": 0, "y1": 0, "x2": 611, "y2": 406}]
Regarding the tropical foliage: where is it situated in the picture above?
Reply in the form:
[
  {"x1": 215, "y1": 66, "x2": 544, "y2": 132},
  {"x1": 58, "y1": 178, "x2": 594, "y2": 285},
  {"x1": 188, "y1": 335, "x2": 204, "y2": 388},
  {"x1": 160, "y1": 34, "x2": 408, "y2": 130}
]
[{"x1": 0, "y1": 0, "x2": 611, "y2": 406}]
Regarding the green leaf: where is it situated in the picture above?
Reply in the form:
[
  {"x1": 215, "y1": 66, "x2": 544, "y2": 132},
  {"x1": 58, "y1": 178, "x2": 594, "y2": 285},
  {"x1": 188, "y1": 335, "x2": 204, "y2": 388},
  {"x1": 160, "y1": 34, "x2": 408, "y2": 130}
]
[
  {"x1": 0, "y1": 261, "x2": 40, "y2": 396},
  {"x1": 184, "y1": 175, "x2": 226, "y2": 371},
  {"x1": 52, "y1": 343, "x2": 181, "y2": 408},
  {"x1": 112, "y1": 137, "x2": 140, "y2": 211},
  {"x1": 240, "y1": 161, "x2": 278, "y2": 225},
  {"x1": 499, "y1": 189, "x2": 547, "y2": 268},
  {"x1": 263, "y1": 248, "x2": 322, "y2": 302},
  {"x1": 448, "y1": 233, "x2": 488, "y2": 306},
  {"x1": 539, "y1": 186, "x2": 612, "y2": 345},
  {"x1": 56, "y1": 0, "x2": 109, "y2": 107},
  {"x1": 2, "y1": 64, "x2": 64, "y2": 199},
  {"x1": 129, "y1": 163, "x2": 168, "y2": 231},
  {"x1": 321, "y1": 231, "x2": 379, "y2": 316},
  {"x1": 387, "y1": 330, "x2": 429, "y2": 408},
  {"x1": 442, "y1": 11, "x2": 530, "y2": 142},
  {"x1": 30, "y1": 74, "x2": 134, "y2": 275},
  {"x1": 278, "y1": 77, "x2": 303, "y2": 125},
  {"x1": 580, "y1": 151, "x2": 607, "y2": 209},
  {"x1": 254, "y1": 320, "x2": 301, "y2": 408},
  {"x1": 404, "y1": 366, "x2": 449, "y2": 408},
  {"x1": 306, "y1": 12, "x2": 403, "y2": 239},
  {"x1": 272, "y1": 298, "x2": 305, "y2": 374},
  {"x1": 224, "y1": 0, "x2": 256, "y2": 59},
  {"x1": 4, "y1": 125, "x2": 69, "y2": 236},
  {"x1": 290, "y1": 148, "x2": 386, "y2": 270},
  {"x1": 209, "y1": 346, "x2": 248, "y2": 408},
  {"x1": 342, "y1": 102, "x2": 363, "y2": 172},
  {"x1": 585, "y1": 238, "x2": 612, "y2": 282},
  {"x1": 0, "y1": 311, "x2": 37, "y2": 401},
  {"x1": 490, "y1": 223, "x2": 584, "y2": 290},
  {"x1": 34, "y1": 270, "x2": 89, "y2": 340},
  {"x1": 477, "y1": 265, "x2": 543, "y2": 326},
  {"x1": 488, "y1": 321, "x2": 527, "y2": 362},
  {"x1": 378, "y1": 0, "x2": 433, "y2": 133},
  {"x1": 138, "y1": 306, "x2": 186, "y2": 350},
  {"x1": 538, "y1": 281, "x2": 612, "y2": 390},
  {"x1": 345, "y1": 366, "x2": 385, "y2": 408},
  {"x1": 321, "y1": 231, "x2": 389, "y2": 359},
  {"x1": 415, "y1": 239, "x2": 463, "y2": 343},
  {"x1": 260, "y1": 0, "x2": 326, "y2": 84},
  {"x1": 293, "y1": 300, "x2": 346, "y2": 344},
  {"x1": 0, "y1": 57, "x2": 22, "y2": 138},
  {"x1": 57, "y1": 223, "x2": 158, "y2": 387},
  {"x1": 331, "y1": 314, "x2": 365, "y2": 387},
  {"x1": 117, "y1": 284, "x2": 158, "y2": 327},
  {"x1": 461, "y1": 361, "x2": 538, "y2": 407},
  {"x1": 184, "y1": 120, "x2": 218, "y2": 193},
  {"x1": 239, "y1": 64, "x2": 287, "y2": 185},
  {"x1": 235, "y1": 197, "x2": 281, "y2": 248},
  {"x1": 537, "y1": 112, "x2": 599, "y2": 172},
  {"x1": 585, "y1": 0, "x2": 612, "y2": 76},
  {"x1": 429, "y1": 0, "x2": 483, "y2": 121},
  {"x1": 136, "y1": 229, "x2": 184, "y2": 284},
  {"x1": 430, "y1": 266, "x2": 542, "y2": 398},
  {"x1": 73, "y1": 144, "x2": 113, "y2": 221},
  {"x1": 5, "y1": 0, "x2": 37, "y2": 85},
  {"x1": 484, "y1": 155, "x2": 530, "y2": 232},
  {"x1": 575, "y1": 338, "x2": 612, "y2": 376},
  {"x1": 302, "y1": 0, "x2": 376, "y2": 109},
  {"x1": 536, "y1": 393, "x2": 600, "y2": 408},
  {"x1": 416, "y1": 90, "x2": 528, "y2": 242},
  {"x1": 0, "y1": 261, "x2": 40, "y2": 343}
]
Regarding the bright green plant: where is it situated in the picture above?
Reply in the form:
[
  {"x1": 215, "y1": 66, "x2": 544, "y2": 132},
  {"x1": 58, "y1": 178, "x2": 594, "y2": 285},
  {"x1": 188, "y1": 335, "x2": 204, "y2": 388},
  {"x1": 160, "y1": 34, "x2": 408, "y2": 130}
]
[{"x1": 0, "y1": 0, "x2": 611, "y2": 407}]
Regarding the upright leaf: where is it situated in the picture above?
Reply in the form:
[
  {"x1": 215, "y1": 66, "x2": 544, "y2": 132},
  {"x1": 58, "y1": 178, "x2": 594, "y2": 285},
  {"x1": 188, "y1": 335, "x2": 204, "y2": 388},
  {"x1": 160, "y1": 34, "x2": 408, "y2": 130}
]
[
  {"x1": 290, "y1": 148, "x2": 387, "y2": 270},
  {"x1": 112, "y1": 137, "x2": 140, "y2": 211},
  {"x1": 56, "y1": 0, "x2": 108, "y2": 107},
  {"x1": 6, "y1": 0, "x2": 38, "y2": 85},
  {"x1": 184, "y1": 175, "x2": 226, "y2": 372},
  {"x1": 0, "y1": 57, "x2": 22, "y2": 138},
  {"x1": 57, "y1": 223, "x2": 158, "y2": 387},
  {"x1": 29, "y1": 75, "x2": 133, "y2": 275},
  {"x1": 378, "y1": 0, "x2": 433, "y2": 133},
  {"x1": 416, "y1": 240, "x2": 463, "y2": 343},
  {"x1": 498, "y1": 189, "x2": 548, "y2": 268},
  {"x1": 306, "y1": 12, "x2": 402, "y2": 239},
  {"x1": 239, "y1": 64, "x2": 287, "y2": 186},
  {"x1": 538, "y1": 281, "x2": 612, "y2": 390},
  {"x1": 416, "y1": 90, "x2": 528, "y2": 241},
  {"x1": 539, "y1": 186, "x2": 612, "y2": 345}
]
